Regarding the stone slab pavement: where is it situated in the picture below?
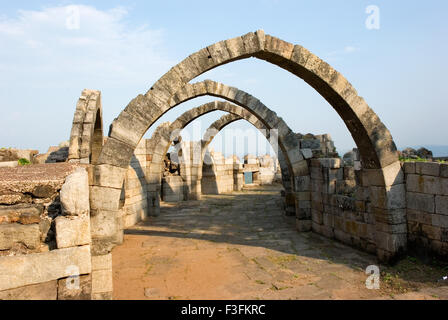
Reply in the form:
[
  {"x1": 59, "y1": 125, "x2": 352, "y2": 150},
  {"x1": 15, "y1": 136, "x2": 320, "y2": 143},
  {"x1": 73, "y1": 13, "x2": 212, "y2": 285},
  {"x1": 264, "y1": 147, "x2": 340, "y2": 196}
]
[{"x1": 113, "y1": 184, "x2": 448, "y2": 300}]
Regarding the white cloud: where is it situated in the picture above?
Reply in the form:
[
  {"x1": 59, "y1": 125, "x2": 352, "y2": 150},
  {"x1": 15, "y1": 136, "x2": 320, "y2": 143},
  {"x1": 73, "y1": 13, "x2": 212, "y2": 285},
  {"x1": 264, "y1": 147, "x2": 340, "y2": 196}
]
[
  {"x1": 324, "y1": 45, "x2": 360, "y2": 61},
  {"x1": 0, "y1": 5, "x2": 174, "y2": 88}
]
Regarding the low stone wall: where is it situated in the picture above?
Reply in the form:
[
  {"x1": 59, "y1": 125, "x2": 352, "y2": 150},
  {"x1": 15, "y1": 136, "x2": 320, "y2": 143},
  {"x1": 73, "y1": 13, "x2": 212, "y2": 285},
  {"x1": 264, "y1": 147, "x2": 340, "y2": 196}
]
[
  {"x1": 202, "y1": 152, "x2": 235, "y2": 194},
  {"x1": 162, "y1": 176, "x2": 185, "y2": 202},
  {"x1": 404, "y1": 161, "x2": 448, "y2": 258},
  {"x1": 309, "y1": 158, "x2": 377, "y2": 254},
  {"x1": 0, "y1": 163, "x2": 92, "y2": 299}
]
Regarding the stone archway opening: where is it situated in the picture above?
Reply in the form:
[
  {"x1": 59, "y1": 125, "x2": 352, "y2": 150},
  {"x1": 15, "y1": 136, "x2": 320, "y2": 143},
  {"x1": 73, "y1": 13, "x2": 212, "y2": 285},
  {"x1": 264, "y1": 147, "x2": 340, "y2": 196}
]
[{"x1": 90, "y1": 31, "x2": 405, "y2": 299}]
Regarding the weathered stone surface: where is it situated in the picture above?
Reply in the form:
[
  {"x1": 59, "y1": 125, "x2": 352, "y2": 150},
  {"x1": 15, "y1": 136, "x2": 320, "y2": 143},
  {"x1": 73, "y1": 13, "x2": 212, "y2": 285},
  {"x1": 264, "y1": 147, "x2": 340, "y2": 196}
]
[
  {"x1": 55, "y1": 215, "x2": 91, "y2": 249},
  {"x1": 0, "y1": 223, "x2": 40, "y2": 250},
  {"x1": 91, "y1": 164, "x2": 127, "y2": 189},
  {"x1": 90, "y1": 186, "x2": 122, "y2": 211},
  {"x1": 0, "y1": 163, "x2": 79, "y2": 196},
  {"x1": 92, "y1": 253, "x2": 112, "y2": 271},
  {"x1": 0, "y1": 280, "x2": 57, "y2": 300},
  {"x1": 57, "y1": 274, "x2": 91, "y2": 300},
  {"x1": 369, "y1": 184, "x2": 406, "y2": 210},
  {"x1": 60, "y1": 167, "x2": 89, "y2": 216},
  {"x1": 319, "y1": 158, "x2": 341, "y2": 169},
  {"x1": 92, "y1": 269, "x2": 113, "y2": 294},
  {"x1": 90, "y1": 209, "x2": 119, "y2": 239},
  {"x1": 0, "y1": 204, "x2": 43, "y2": 225},
  {"x1": 375, "y1": 232, "x2": 407, "y2": 253},
  {"x1": 301, "y1": 148, "x2": 313, "y2": 159},
  {"x1": 0, "y1": 245, "x2": 91, "y2": 291},
  {"x1": 435, "y1": 195, "x2": 448, "y2": 215},
  {"x1": 406, "y1": 174, "x2": 441, "y2": 195},
  {"x1": 365, "y1": 161, "x2": 403, "y2": 187},
  {"x1": 403, "y1": 162, "x2": 415, "y2": 174},
  {"x1": 415, "y1": 162, "x2": 440, "y2": 176},
  {"x1": 407, "y1": 192, "x2": 435, "y2": 213},
  {"x1": 441, "y1": 164, "x2": 448, "y2": 178}
]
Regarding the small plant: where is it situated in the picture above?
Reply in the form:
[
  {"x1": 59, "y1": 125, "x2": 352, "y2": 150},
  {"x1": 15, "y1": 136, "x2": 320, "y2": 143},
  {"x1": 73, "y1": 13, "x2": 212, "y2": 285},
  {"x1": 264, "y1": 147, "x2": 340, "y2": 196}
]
[{"x1": 18, "y1": 158, "x2": 30, "y2": 166}]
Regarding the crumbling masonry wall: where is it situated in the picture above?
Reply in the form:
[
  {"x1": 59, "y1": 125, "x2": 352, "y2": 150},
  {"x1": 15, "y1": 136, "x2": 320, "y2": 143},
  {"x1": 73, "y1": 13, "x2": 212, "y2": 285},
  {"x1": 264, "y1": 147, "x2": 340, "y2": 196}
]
[
  {"x1": 404, "y1": 161, "x2": 448, "y2": 257},
  {"x1": 0, "y1": 164, "x2": 92, "y2": 299}
]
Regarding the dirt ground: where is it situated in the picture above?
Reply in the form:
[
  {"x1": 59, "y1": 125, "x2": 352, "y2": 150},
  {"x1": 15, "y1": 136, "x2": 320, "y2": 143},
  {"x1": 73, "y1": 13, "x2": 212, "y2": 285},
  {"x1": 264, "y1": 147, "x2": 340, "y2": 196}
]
[{"x1": 112, "y1": 184, "x2": 448, "y2": 300}]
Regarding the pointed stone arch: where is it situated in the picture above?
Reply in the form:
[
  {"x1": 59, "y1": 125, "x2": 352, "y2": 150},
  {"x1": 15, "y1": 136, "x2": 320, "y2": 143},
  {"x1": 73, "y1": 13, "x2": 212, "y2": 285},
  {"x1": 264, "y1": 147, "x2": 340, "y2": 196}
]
[
  {"x1": 201, "y1": 113, "x2": 292, "y2": 207},
  {"x1": 92, "y1": 31, "x2": 405, "y2": 274},
  {"x1": 68, "y1": 89, "x2": 104, "y2": 165},
  {"x1": 145, "y1": 100, "x2": 300, "y2": 216}
]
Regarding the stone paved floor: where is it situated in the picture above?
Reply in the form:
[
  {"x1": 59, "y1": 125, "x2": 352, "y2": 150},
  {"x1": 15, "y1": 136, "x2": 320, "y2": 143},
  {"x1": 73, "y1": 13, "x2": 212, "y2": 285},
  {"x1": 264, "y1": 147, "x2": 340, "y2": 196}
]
[{"x1": 112, "y1": 184, "x2": 448, "y2": 300}]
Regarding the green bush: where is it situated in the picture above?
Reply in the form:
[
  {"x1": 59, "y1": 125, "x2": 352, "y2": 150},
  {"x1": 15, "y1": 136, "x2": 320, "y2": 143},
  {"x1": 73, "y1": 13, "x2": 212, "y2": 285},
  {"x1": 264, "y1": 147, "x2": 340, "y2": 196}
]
[{"x1": 18, "y1": 158, "x2": 31, "y2": 166}]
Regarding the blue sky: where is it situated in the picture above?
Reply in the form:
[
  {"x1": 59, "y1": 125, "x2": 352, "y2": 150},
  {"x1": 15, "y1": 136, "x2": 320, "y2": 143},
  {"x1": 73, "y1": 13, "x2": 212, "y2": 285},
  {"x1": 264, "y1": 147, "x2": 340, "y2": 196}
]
[{"x1": 0, "y1": 1, "x2": 447, "y2": 156}]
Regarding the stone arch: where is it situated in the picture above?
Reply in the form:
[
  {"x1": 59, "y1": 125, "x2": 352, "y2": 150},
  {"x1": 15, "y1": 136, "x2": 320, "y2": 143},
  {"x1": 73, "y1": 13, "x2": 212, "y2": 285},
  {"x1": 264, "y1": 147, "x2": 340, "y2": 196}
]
[
  {"x1": 145, "y1": 100, "x2": 300, "y2": 216},
  {"x1": 201, "y1": 113, "x2": 292, "y2": 199},
  {"x1": 93, "y1": 30, "x2": 405, "y2": 266},
  {"x1": 68, "y1": 89, "x2": 104, "y2": 165}
]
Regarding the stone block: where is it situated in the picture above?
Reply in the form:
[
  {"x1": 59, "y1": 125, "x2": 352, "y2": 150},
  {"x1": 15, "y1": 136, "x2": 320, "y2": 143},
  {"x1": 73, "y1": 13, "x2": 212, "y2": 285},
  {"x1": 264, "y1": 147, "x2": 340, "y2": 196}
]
[
  {"x1": 91, "y1": 164, "x2": 127, "y2": 189},
  {"x1": 301, "y1": 148, "x2": 313, "y2": 159},
  {"x1": 0, "y1": 223, "x2": 40, "y2": 250},
  {"x1": 296, "y1": 219, "x2": 312, "y2": 232},
  {"x1": 406, "y1": 208, "x2": 432, "y2": 225},
  {"x1": 97, "y1": 137, "x2": 134, "y2": 169},
  {"x1": 92, "y1": 269, "x2": 113, "y2": 294},
  {"x1": 374, "y1": 232, "x2": 407, "y2": 253},
  {"x1": 407, "y1": 192, "x2": 435, "y2": 213},
  {"x1": 374, "y1": 222, "x2": 407, "y2": 234},
  {"x1": 92, "y1": 254, "x2": 112, "y2": 271},
  {"x1": 422, "y1": 225, "x2": 448, "y2": 241},
  {"x1": 441, "y1": 164, "x2": 448, "y2": 178},
  {"x1": 432, "y1": 214, "x2": 448, "y2": 228},
  {"x1": 406, "y1": 174, "x2": 441, "y2": 195},
  {"x1": 403, "y1": 162, "x2": 415, "y2": 174},
  {"x1": 0, "y1": 204, "x2": 43, "y2": 225},
  {"x1": 90, "y1": 186, "x2": 122, "y2": 211},
  {"x1": 90, "y1": 209, "x2": 119, "y2": 239},
  {"x1": 365, "y1": 161, "x2": 403, "y2": 187},
  {"x1": 369, "y1": 184, "x2": 406, "y2": 209},
  {"x1": 319, "y1": 158, "x2": 341, "y2": 169},
  {"x1": 435, "y1": 195, "x2": 448, "y2": 215},
  {"x1": 0, "y1": 245, "x2": 91, "y2": 291},
  {"x1": 416, "y1": 162, "x2": 440, "y2": 176},
  {"x1": 0, "y1": 280, "x2": 57, "y2": 300},
  {"x1": 371, "y1": 207, "x2": 407, "y2": 225},
  {"x1": 55, "y1": 215, "x2": 91, "y2": 249},
  {"x1": 57, "y1": 274, "x2": 91, "y2": 300}
]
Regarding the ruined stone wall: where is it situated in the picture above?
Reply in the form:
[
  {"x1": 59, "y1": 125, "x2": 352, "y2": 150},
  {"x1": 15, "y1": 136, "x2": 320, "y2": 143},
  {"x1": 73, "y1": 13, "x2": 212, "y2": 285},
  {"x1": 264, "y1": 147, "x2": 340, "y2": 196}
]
[
  {"x1": 404, "y1": 161, "x2": 448, "y2": 258},
  {"x1": 309, "y1": 158, "x2": 377, "y2": 254},
  {"x1": 0, "y1": 164, "x2": 92, "y2": 300},
  {"x1": 202, "y1": 152, "x2": 236, "y2": 194},
  {"x1": 162, "y1": 176, "x2": 185, "y2": 202}
]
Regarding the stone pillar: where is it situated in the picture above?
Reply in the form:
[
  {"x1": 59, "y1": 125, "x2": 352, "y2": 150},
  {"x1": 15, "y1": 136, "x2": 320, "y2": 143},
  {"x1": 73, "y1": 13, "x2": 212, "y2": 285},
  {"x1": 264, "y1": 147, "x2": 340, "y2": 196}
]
[
  {"x1": 293, "y1": 159, "x2": 312, "y2": 232},
  {"x1": 366, "y1": 161, "x2": 407, "y2": 263},
  {"x1": 91, "y1": 253, "x2": 113, "y2": 300}
]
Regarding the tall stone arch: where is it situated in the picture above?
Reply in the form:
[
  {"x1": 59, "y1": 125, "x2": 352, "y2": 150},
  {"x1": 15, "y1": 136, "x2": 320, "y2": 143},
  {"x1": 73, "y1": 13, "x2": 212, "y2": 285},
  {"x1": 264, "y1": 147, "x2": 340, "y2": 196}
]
[
  {"x1": 201, "y1": 113, "x2": 292, "y2": 202},
  {"x1": 92, "y1": 31, "x2": 405, "y2": 281},
  {"x1": 68, "y1": 89, "x2": 104, "y2": 165},
  {"x1": 145, "y1": 100, "x2": 300, "y2": 216}
]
